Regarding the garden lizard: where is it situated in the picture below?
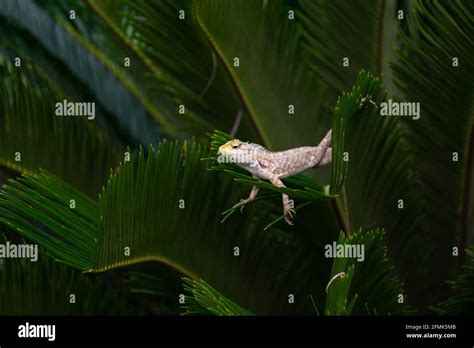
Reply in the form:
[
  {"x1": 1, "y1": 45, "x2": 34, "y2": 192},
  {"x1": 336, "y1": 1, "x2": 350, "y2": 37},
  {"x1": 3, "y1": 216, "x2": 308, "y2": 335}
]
[{"x1": 218, "y1": 129, "x2": 332, "y2": 225}]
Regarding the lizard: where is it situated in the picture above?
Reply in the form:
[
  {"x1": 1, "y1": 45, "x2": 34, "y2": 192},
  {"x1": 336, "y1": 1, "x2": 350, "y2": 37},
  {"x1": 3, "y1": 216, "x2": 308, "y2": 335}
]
[{"x1": 217, "y1": 129, "x2": 332, "y2": 225}]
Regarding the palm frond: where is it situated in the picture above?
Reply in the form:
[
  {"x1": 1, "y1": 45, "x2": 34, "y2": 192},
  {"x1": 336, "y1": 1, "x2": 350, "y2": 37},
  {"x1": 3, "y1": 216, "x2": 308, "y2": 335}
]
[
  {"x1": 0, "y1": 223, "x2": 135, "y2": 315},
  {"x1": 298, "y1": 0, "x2": 388, "y2": 106},
  {"x1": 325, "y1": 229, "x2": 412, "y2": 315},
  {"x1": 0, "y1": 258, "x2": 136, "y2": 315},
  {"x1": 36, "y1": 0, "x2": 251, "y2": 141},
  {"x1": 0, "y1": 170, "x2": 97, "y2": 270},
  {"x1": 434, "y1": 246, "x2": 474, "y2": 315},
  {"x1": 194, "y1": 0, "x2": 329, "y2": 151},
  {"x1": 0, "y1": 58, "x2": 122, "y2": 196},
  {"x1": 391, "y1": 0, "x2": 474, "y2": 306},
  {"x1": 313, "y1": 68, "x2": 425, "y2": 309},
  {"x1": 0, "y1": 139, "x2": 324, "y2": 314},
  {"x1": 182, "y1": 278, "x2": 254, "y2": 315},
  {"x1": 0, "y1": 0, "x2": 163, "y2": 144},
  {"x1": 120, "y1": 262, "x2": 184, "y2": 315},
  {"x1": 86, "y1": 0, "x2": 248, "y2": 137},
  {"x1": 329, "y1": 70, "x2": 386, "y2": 195}
]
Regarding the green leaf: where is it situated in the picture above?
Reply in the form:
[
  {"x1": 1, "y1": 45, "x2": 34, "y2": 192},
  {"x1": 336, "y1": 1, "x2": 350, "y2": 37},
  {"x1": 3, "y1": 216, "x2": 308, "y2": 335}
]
[
  {"x1": 391, "y1": 0, "x2": 474, "y2": 307},
  {"x1": 298, "y1": 0, "x2": 388, "y2": 106},
  {"x1": 0, "y1": 0, "x2": 163, "y2": 144},
  {"x1": 301, "y1": 66, "x2": 426, "y2": 310},
  {"x1": 0, "y1": 59, "x2": 122, "y2": 197},
  {"x1": 182, "y1": 278, "x2": 254, "y2": 316},
  {"x1": 0, "y1": 258, "x2": 136, "y2": 315},
  {"x1": 121, "y1": 263, "x2": 184, "y2": 315},
  {"x1": 433, "y1": 246, "x2": 474, "y2": 315},
  {"x1": 329, "y1": 70, "x2": 385, "y2": 195},
  {"x1": 0, "y1": 170, "x2": 97, "y2": 270},
  {"x1": 84, "y1": 0, "x2": 249, "y2": 139},
  {"x1": 324, "y1": 229, "x2": 412, "y2": 315},
  {"x1": 194, "y1": 0, "x2": 329, "y2": 150},
  {"x1": 0, "y1": 224, "x2": 135, "y2": 315},
  {"x1": 35, "y1": 0, "x2": 254, "y2": 142},
  {"x1": 0, "y1": 139, "x2": 323, "y2": 314}
]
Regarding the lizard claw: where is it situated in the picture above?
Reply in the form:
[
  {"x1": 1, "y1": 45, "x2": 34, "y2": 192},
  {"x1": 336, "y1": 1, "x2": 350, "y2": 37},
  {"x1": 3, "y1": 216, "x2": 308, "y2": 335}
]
[
  {"x1": 284, "y1": 208, "x2": 296, "y2": 225},
  {"x1": 239, "y1": 199, "x2": 246, "y2": 213},
  {"x1": 232, "y1": 198, "x2": 249, "y2": 213}
]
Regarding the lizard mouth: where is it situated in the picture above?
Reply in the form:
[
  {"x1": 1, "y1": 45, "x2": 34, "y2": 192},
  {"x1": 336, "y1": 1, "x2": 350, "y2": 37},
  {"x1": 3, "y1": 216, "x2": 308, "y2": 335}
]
[{"x1": 217, "y1": 144, "x2": 227, "y2": 154}]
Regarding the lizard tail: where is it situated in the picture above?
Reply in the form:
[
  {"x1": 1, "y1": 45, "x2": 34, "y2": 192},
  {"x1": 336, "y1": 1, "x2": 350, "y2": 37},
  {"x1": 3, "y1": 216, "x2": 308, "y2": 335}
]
[
  {"x1": 312, "y1": 129, "x2": 332, "y2": 167},
  {"x1": 319, "y1": 128, "x2": 332, "y2": 149}
]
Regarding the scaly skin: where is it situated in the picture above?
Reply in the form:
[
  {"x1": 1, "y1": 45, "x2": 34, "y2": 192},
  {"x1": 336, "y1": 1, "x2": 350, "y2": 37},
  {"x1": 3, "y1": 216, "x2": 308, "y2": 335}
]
[{"x1": 218, "y1": 129, "x2": 332, "y2": 225}]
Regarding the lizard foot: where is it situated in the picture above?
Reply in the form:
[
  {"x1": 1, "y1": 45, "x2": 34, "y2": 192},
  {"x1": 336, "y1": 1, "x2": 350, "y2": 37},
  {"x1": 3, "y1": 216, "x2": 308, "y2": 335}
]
[
  {"x1": 284, "y1": 208, "x2": 296, "y2": 225},
  {"x1": 232, "y1": 198, "x2": 250, "y2": 213}
]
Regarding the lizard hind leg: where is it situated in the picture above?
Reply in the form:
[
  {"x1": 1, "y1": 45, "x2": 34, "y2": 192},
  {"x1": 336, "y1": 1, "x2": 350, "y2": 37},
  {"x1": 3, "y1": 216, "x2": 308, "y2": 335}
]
[
  {"x1": 232, "y1": 185, "x2": 260, "y2": 212},
  {"x1": 269, "y1": 176, "x2": 295, "y2": 225},
  {"x1": 282, "y1": 193, "x2": 295, "y2": 225}
]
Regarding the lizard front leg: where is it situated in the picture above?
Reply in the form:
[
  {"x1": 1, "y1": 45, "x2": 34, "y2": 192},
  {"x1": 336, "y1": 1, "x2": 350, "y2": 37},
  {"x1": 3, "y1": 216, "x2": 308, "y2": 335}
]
[
  {"x1": 232, "y1": 185, "x2": 260, "y2": 212},
  {"x1": 269, "y1": 176, "x2": 295, "y2": 225}
]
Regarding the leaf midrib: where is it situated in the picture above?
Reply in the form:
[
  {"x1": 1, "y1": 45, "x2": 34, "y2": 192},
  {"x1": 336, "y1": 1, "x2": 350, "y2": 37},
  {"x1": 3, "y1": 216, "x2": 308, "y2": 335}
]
[{"x1": 192, "y1": 0, "x2": 270, "y2": 149}]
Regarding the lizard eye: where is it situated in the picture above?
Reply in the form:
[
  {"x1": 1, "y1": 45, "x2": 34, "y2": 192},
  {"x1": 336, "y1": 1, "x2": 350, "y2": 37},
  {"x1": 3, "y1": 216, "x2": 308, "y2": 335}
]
[{"x1": 231, "y1": 140, "x2": 241, "y2": 149}]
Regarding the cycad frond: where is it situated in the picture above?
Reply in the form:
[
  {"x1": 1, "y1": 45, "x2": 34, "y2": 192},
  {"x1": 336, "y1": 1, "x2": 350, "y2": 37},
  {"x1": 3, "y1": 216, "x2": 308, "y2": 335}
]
[
  {"x1": 0, "y1": 139, "x2": 322, "y2": 314},
  {"x1": 0, "y1": 57, "x2": 122, "y2": 196},
  {"x1": 182, "y1": 278, "x2": 254, "y2": 316},
  {"x1": 391, "y1": 0, "x2": 474, "y2": 306},
  {"x1": 194, "y1": 0, "x2": 329, "y2": 150},
  {"x1": 434, "y1": 246, "x2": 474, "y2": 315},
  {"x1": 325, "y1": 229, "x2": 412, "y2": 315},
  {"x1": 298, "y1": 0, "x2": 388, "y2": 107},
  {"x1": 0, "y1": 225, "x2": 135, "y2": 315},
  {"x1": 0, "y1": 0, "x2": 163, "y2": 144}
]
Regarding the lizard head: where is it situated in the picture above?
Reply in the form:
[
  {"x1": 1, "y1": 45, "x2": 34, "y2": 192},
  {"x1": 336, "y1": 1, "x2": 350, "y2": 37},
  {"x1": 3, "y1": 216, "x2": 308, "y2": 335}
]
[{"x1": 218, "y1": 139, "x2": 254, "y2": 164}]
